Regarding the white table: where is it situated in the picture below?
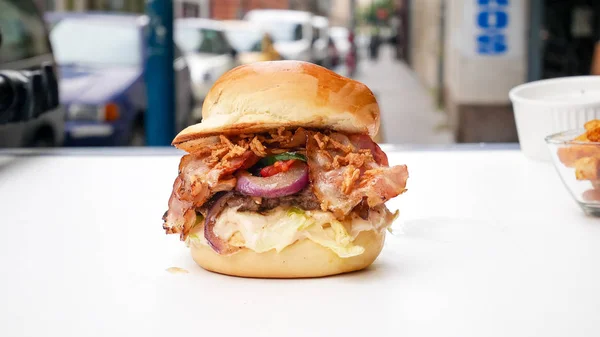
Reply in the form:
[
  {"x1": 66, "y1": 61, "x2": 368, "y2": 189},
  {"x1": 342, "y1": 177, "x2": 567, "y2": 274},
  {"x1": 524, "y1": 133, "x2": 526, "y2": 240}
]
[{"x1": 1, "y1": 147, "x2": 599, "y2": 337}]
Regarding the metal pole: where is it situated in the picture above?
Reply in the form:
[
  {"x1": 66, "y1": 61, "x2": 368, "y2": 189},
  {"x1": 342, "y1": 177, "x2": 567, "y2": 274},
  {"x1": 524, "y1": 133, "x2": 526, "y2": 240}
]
[
  {"x1": 527, "y1": 0, "x2": 543, "y2": 82},
  {"x1": 437, "y1": 0, "x2": 445, "y2": 107},
  {"x1": 145, "y1": 0, "x2": 175, "y2": 146},
  {"x1": 349, "y1": 0, "x2": 356, "y2": 30}
]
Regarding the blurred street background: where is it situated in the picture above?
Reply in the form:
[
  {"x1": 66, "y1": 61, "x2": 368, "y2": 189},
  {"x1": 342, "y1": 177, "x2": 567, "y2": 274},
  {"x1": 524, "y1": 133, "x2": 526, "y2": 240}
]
[{"x1": 1, "y1": 0, "x2": 599, "y2": 147}]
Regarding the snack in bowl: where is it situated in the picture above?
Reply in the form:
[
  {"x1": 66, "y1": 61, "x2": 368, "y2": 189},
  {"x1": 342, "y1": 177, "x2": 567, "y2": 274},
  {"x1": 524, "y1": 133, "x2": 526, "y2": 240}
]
[
  {"x1": 547, "y1": 119, "x2": 600, "y2": 215},
  {"x1": 162, "y1": 61, "x2": 409, "y2": 278}
]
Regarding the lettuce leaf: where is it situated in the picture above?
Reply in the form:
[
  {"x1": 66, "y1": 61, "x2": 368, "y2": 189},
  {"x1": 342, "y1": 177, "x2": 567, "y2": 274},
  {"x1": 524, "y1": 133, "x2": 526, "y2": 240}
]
[
  {"x1": 185, "y1": 215, "x2": 206, "y2": 247},
  {"x1": 248, "y1": 208, "x2": 314, "y2": 253},
  {"x1": 249, "y1": 208, "x2": 365, "y2": 258},
  {"x1": 304, "y1": 220, "x2": 365, "y2": 258},
  {"x1": 186, "y1": 233, "x2": 203, "y2": 248},
  {"x1": 200, "y1": 207, "x2": 377, "y2": 258},
  {"x1": 386, "y1": 210, "x2": 400, "y2": 234}
]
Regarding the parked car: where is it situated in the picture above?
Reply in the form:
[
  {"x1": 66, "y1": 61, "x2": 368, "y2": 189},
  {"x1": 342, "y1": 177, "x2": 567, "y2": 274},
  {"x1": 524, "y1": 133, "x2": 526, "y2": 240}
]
[
  {"x1": 221, "y1": 20, "x2": 281, "y2": 65},
  {"x1": 244, "y1": 9, "x2": 313, "y2": 62},
  {"x1": 46, "y1": 12, "x2": 194, "y2": 146},
  {"x1": 175, "y1": 18, "x2": 237, "y2": 122},
  {"x1": 311, "y1": 16, "x2": 330, "y2": 67},
  {"x1": 0, "y1": 0, "x2": 65, "y2": 147}
]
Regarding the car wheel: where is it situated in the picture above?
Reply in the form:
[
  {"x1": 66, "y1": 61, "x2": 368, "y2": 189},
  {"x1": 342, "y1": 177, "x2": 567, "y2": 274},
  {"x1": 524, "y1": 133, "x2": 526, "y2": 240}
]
[
  {"x1": 129, "y1": 121, "x2": 145, "y2": 146},
  {"x1": 30, "y1": 127, "x2": 54, "y2": 148},
  {"x1": 31, "y1": 137, "x2": 53, "y2": 148}
]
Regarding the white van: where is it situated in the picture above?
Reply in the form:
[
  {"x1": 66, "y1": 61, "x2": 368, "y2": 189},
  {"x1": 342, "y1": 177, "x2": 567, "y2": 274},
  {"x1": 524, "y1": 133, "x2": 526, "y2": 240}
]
[{"x1": 244, "y1": 9, "x2": 313, "y2": 62}]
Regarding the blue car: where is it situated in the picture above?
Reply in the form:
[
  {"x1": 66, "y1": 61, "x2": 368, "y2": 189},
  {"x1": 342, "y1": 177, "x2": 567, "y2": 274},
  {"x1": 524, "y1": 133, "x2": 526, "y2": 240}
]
[{"x1": 46, "y1": 12, "x2": 194, "y2": 146}]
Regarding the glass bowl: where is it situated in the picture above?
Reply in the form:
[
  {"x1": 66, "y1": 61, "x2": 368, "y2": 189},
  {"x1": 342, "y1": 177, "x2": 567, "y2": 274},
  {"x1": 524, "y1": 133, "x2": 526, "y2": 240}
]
[{"x1": 546, "y1": 128, "x2": 600, "y2": 216}]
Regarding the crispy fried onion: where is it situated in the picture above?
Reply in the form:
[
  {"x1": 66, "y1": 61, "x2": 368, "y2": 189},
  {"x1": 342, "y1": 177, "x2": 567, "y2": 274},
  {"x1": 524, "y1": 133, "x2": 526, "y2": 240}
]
[
  {"x1": 163, "y1": 128, "x2": 408, "y2": 241},
  {"x1": 307, "y1": 131, "x2": 408, "y2": 218}
]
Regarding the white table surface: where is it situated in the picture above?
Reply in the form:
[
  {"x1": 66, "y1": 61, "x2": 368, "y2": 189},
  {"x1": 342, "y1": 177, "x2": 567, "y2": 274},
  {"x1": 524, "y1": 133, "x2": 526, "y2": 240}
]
[{"x1": 0, "y1": 147, "x2": 599, "y2": 337}]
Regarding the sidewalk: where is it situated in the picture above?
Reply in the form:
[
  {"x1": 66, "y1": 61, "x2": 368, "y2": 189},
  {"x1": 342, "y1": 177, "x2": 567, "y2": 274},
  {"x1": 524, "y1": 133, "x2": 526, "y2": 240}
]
[{"x1": 354, "y1": 45, "x2": 454, "y2": 145}]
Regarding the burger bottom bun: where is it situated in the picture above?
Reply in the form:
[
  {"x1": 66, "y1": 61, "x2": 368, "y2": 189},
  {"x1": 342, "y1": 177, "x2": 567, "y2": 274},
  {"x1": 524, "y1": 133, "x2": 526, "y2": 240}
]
[{"x1": 190, "y1": 230, "x2": 386, "y2": 278}]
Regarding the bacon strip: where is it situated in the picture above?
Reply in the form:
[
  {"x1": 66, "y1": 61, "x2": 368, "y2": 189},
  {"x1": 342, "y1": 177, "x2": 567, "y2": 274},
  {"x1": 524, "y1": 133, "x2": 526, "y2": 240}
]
[
  {"x1": 307, "y1": 131, "x2": 408, "y2": 217},
  {"x1": 163, "y1": 150, "x2": 258, "y2": 239},
  {"x1": 164, "y1": 128, "x2": 408, "y2": 241}
]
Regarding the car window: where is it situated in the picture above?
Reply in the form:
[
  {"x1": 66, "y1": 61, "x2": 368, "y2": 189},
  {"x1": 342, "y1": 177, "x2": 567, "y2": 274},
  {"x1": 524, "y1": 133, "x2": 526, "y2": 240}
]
[
  {"x1": 50, "y1": 19, "x2": 141, "y2": 66},
  {"x1": 0, "y1": 0, "x2": 51, "y2": 64},
  {"x1": 294, "y1": 24, "x2": 303, "y2": 41},
  {"x1": 248, "y1": 20, "x2": 303, "y2": 42},
  {"x1": 312, "y1": 27, "x2": 320, "y2": 41},
  {"x1": 225, "y1": 28, "x2": 263, "y2": 52},
  {"x1": 214, "y1": 31, "x2": 230, "y2": 54},
  {"x1": 176, "y1": 27, "x2": 229, "y2": 54}
]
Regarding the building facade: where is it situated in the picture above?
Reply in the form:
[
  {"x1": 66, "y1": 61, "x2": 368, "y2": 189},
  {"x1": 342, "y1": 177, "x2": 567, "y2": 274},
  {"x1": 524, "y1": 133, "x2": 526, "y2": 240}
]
[
  {"x1": 36, "y1": 0, "x2": 332, "y2": 20},
  {"x1": 329, "y1": 0, "x2": 351, "y2": 26},
  {"x1": 35, "y1": 0, "x2": 210, "y2": 18},
  {"x1": 210, "y1": 0, "x2": 288, "y2": 20},
  {"x1": 36, "y1": 0, "x2": 144, "y2": 12},
  {"x1": 410, "y1": 0, "x2": 528, "y2": 143},
  {"x1": 209, "y1": 0, "x2": 331, "y2": 20},
  {"x1": 410, "y1": 0, "x2": 600, "y2": 143}
]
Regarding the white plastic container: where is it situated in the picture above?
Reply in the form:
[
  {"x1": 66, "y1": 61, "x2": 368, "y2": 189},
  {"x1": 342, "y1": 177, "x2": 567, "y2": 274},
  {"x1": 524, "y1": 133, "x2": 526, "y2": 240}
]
[{"x1": 509, "y1": 76, "x2": 600, "y2": 161}]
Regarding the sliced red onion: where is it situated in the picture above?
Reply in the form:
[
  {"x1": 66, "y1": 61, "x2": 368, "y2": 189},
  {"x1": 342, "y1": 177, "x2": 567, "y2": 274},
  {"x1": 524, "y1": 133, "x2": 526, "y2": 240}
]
[
  {"x1": 235, "y1": 161, "x2": 309, "y2": 198},
  {"x1": 203, "y1": 192, "x2": 239, "y2": 255}
]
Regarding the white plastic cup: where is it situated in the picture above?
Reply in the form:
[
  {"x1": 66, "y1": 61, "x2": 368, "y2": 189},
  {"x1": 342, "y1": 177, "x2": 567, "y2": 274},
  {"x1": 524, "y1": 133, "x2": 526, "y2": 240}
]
[{"x1": 509, "y1": 76, "x2": 600, "y2": 161}]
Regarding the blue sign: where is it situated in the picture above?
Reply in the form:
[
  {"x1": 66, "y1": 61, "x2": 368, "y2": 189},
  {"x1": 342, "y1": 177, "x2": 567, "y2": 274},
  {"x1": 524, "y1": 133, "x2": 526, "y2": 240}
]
[{"x1": 476, "y1": 0, "x2": 509, "y2": 55}]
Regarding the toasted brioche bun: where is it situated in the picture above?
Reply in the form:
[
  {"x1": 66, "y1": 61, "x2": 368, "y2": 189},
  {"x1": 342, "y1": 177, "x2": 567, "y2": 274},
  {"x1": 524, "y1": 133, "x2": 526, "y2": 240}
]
[
  {"x1": 173, "y1": 61, "x2": 380, "y2": 151},
  {"x1": 191, "y1": 230, "x2": 385, "y2": 278}
]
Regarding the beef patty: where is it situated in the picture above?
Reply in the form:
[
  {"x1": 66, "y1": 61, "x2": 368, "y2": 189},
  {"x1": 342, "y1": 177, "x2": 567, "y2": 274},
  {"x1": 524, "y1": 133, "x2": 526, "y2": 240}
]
[
  {"x1": 199, "y1": 188, "x2": 321, "y2": 216},
  {"x1": 227, "y1": 188, "x2": 320, "y2": 212}
]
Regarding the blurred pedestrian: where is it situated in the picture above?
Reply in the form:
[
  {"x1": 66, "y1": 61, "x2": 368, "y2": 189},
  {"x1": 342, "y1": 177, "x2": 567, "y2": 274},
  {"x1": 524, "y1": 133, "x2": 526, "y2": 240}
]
[
  {"x1": 345, "y1": 30, "x2": 358, "y2": 77},
  {"x1": 369, "y1": 27, "x2": 381, "y2": 60},
  {"x1": 261, "y1": 33, "x2": 281, "y2": 61}
]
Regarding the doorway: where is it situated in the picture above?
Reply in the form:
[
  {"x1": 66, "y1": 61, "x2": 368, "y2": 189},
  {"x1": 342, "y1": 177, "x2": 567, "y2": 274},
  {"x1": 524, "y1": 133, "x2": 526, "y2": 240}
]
[{"x1": 530, "y1": 0, "x2": 600, "y2": 80}]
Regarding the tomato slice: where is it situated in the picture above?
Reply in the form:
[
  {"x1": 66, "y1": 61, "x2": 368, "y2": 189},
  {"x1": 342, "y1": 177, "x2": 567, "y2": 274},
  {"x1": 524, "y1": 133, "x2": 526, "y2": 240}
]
[{"x1": 260, "y1": 159, "x2": 297, "y2": 177}]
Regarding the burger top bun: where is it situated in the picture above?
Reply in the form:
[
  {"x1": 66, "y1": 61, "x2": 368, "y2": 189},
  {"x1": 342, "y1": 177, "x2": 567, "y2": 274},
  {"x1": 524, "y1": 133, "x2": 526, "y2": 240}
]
[{"x1": 172, "y1": 60, "x2": 380, "y2": 149}]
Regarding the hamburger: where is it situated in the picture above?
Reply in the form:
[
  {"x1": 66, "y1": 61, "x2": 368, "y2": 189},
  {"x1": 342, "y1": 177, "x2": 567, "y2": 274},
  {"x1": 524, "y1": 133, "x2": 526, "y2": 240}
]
[{"x1": 163, "y1": 61, "x2": 409, "y2": 278}]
